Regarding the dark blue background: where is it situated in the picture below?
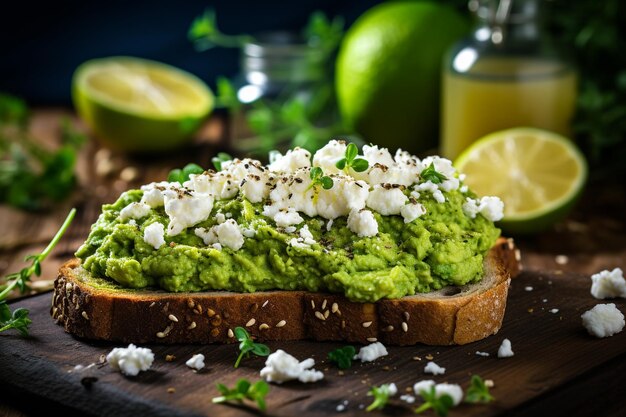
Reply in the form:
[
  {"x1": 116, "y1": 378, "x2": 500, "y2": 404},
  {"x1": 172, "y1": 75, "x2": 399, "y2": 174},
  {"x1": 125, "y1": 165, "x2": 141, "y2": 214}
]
[{"x1": 0, "y1": 0, "x2": 382, "y2": 106}]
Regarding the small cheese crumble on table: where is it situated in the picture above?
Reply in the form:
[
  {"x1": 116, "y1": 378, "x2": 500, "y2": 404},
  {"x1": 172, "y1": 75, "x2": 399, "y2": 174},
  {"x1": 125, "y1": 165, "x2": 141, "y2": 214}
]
[
  {"x1": 581, "y1": 303, "x2": 625, "y2": 338},
  {"x1": 498, "y1": 338, "x2": 514, "y2": 358}
]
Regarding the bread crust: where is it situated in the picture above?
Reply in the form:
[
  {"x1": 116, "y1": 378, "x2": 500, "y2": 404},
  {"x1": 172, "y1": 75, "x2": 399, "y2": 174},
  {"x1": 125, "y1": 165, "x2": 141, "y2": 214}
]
[{"x1": 51, "y1": 237, "x2": 520, "y2": 346}]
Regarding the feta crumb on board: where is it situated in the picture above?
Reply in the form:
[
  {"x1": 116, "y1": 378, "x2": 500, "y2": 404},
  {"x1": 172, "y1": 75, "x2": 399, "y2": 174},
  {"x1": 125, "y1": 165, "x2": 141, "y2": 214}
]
[
  {"x1": 590, "y1": 268, "x2": 626, "y2": 299},
  {"x1": 497, "y1": 338, "x2": 514, "y2": 358},
  {"x1": 413, "y1": 380, "x2": 463, "y2": 406},
  {"x1": 423, "y1": 361, "x2": 446, "y2": 375},
  {"x1": 355, "y1": 342, "x2": 388, "y2": 362},
  {"x1": 260, "y1": 349, "x2": 324, "y2": 384},
  {"x1": 119, "y1": 202, "x2": 151, "y2": 221},
  {"x1": 106, "y1": 344, "x2": 154, "y2": 376},
  {"x1": 475, "y1": 351, "x2": 490, "y2": 357},
  {"x1": 185, "y1": 354, "x2": 205, "y2": 370},
  {"x1": 581, "y1": 303, "x2": 625, "y2": 338},
  {"x1": 400, "y1": 394, "x2": 416, "y2": 404}
]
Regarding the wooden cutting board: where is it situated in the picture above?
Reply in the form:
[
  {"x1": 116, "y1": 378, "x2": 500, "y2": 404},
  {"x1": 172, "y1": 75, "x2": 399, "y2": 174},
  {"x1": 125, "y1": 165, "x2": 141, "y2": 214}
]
[{"x1": 1, "y1": 270, "x2": 625, "y2": 417}]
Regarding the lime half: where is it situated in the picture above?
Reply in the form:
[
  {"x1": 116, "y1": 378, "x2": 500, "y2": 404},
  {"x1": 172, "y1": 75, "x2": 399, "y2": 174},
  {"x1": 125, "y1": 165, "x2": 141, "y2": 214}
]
[
  {"x1": 73, "y1": 56, "x2": 213, "y2": 152},
  {"x1": 455, "y1": 127, "x2": 587, "y2": 234}
]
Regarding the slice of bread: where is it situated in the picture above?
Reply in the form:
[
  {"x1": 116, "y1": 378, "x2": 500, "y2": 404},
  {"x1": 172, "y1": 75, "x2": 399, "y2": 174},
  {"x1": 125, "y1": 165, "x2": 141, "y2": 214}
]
[{"x1": 51, "y1": 237, "x2": 520, "y2": 346}]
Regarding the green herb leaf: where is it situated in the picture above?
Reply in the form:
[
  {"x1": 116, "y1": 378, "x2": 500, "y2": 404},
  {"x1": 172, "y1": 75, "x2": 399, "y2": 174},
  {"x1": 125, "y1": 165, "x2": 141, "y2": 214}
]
[
  {"x1": 0, "y1": 208, "x2": 75, "y2": 336},
  {"x1": 167, "y1": 169, "x2": 182, "y2": 184},
  {"x1": 335, "y1": 158, "x2": 347, "y2": 170},
  {"x1": 464, "y1": 375, "x2": 494, "y2": 404},
  {"x1": 304, "y1": 11, "x2": 345, "y2": 53},
  {"x1": 310, "y1": 166, "x2": 323, "y2": 181},
  {"x1": 337, "y1": 143, "x2": 369, "y2": 173},
  {"x1": 366, "y1": 383, "x2": 395, "y2": 412},
  {"x1": 351, "y1": 158, "x2": 369, "y2": 172},
  {"x1": 320, "y1": 176, "x2": 334, "y2": 190},
  {"x1": 328, "y1": 345, "x2": 356, "y2": 369},
  {"x1": 345, "y1": 143, "x2": 358, "y2": 162},
  {"x1": 421, "y1": 162, "x2": 447, "y2": 184},
  {"x1": 211, "y1": 153, "x2": 232, "y2": 172},
  {"x1": 215, "y1": 77, "x2": 241, "y2": 111},
  {"x1": 188, "y1": 9, "x2": 253, "y2": 50},
  {"x1": 415, "y1": 385, "x2": 455, "y2": 417},
  {"x1": 233, "y1": 326, "x2": 270, "y2": 368},
  {"x1": 182, "y1": 163, "x2": 204, "y2": 178},
  {"x1": 212, "y1": 379, "x2": 270, "y2": 411},
  {"x1": 308, "y1": 166, "x2": 334, "y2": 191}
]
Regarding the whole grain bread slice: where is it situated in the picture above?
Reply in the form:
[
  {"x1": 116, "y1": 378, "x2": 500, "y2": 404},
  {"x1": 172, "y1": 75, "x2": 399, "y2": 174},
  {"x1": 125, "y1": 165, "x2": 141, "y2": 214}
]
[{"x1": 51, "y1": 237, "x2": 520, "y2": 346}]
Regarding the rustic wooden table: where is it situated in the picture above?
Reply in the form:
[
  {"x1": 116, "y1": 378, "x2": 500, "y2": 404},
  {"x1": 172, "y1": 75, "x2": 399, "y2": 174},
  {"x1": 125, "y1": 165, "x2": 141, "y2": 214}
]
[{"x1": 1, "y1": 110, "x2": 625, "y2": 416}]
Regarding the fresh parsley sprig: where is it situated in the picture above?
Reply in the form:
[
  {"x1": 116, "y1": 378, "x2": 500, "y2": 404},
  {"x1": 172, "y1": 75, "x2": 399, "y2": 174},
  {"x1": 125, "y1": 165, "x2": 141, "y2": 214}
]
[
  {"x1": 420, "y1": 162, "x2": 447, "y2": 184},
  {"x1": 167, "y1": 163, "x2": 205, "y2": 184},
  {"x1": 233, "y1": 326, "x2": 270, "y2": 368},
  {"x1": 464, "y1": 375, "x2": 495, "y2": 404},
  {"x1": 336, "y1": 143, "x2": 369, "y2": 173},
  {"x1": 366, "y1": 383, "x2": 395, "y2": 412},
  {"x1": 308, "y1": 166, "x2": 333, "y2": 190},
  {"x1": 0, "y1": 208, "x2": 76, "y2": 336},
  {"x1": 328, "y1": 345, "x2": 355, "y2": 369},
  {"x1": 414, "y1": 386, "x2": 454, "y2": 417},
  {"x1": 212, "y1": 378, "x2": 270, "y2": 411},
  {"x1": 188, "y1": 9, "x2": 253, "y2": 50}
]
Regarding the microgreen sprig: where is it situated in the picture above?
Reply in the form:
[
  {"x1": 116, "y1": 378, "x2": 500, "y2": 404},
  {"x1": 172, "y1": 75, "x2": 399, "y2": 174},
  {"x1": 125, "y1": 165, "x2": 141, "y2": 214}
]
[
  {"x1": 167, "y1": 163, "x2": 205, "y2": 184},
  {"x1": 212, "y1": 378, "x2": 270, "y2": 411},
  {"x1": 366, "y1": 383, "x2": 395, "y2": 412},
  {"x1": 420, "y1": 162, "x2": 447, "y2": 184},
  {"x1": 188, "y1": 9, "x2": 253, "y2": 50},
  {"x1": 328, "y1": 345, "x2": 356, "y2": 369},
  {"x1": 414, "y1": 386, "x2": 454, "y2": 417},
  {"x1": 336, "y1": 143, "x2": 369, "y2": 173},
  {"x1": 233, "y1": 326, "x2": 270, "y2": 368},
  {"x1": 464, "y1": 375, "x2": 495, "y2": 404},
  {"x1": 0, "y1": 208, "x2": 76, "y2": 336},
  {"x1": 211, "y1": 152, "x2": 233, "y2": 172},
  {"x1": 308, "y1": 166, "x2": 334, "y2": 190}
]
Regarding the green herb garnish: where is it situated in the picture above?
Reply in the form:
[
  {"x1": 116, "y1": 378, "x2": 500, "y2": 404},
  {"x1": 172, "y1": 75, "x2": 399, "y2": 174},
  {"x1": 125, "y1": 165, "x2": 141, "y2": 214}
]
[
  {"x1": 212, "y1": 378, "x2": 270, "y2": 411},
  {"x1": 328, "y1": 345, "x2": 356, "y2": 369},
  {"x1": 233, "y1": 326, "x2": 270, "y2": 368},
  {"x1": 366, "y1": 383, "x2": 395, "y2": 412},
  {"x1": 188, "y1": 9, "x2": 253, "y2": 50},
  {"x1": 420, "y1": 162, "x2": 447, "y2": 184},
  {"x1": 211, "y1": 152, "x2": 233, "y2": 172},
  {"x1": 0, "y1": 208, "x2": 76, "y2": 335},
  {"x1": 336, "y1": 143, "x2": 369, "y2": 173},
  {"x1": 167, "y1": 163, "x2": 205, "y2": 184},
  {"x1": 308, "y1": 166, "x2": 333, "y2": 190},
  {"x1": 414, "y1": 386, "x2": 454, "y2": 417},
  {"x1": 464, "y1": 375, "x2": 494, "y2": 404},
  {"x1": 0, "y1": 93, "x2": 86, "y2": 211}
]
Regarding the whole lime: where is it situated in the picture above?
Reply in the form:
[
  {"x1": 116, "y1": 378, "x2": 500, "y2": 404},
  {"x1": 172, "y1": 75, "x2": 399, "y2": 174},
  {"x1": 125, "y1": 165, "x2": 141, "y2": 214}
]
[
  {"x1": 336, "y1": 2, "x2": 468, "y2": 153},
  {"x1": 73, "y1": 57, "x2": 213, "y2": 153}
]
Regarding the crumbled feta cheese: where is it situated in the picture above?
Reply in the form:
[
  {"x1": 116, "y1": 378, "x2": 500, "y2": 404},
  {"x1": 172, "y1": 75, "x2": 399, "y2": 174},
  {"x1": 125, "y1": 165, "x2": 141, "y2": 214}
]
[
  {"x1": 119, "y1": 202, "x2": 151, "y2": 221},
  {"x1": 312, "y1": 140, "x2": 347, "y2": 175},
  {"x1": 462, "y1": 196, "x2": 504, "y2": 221},
  {"x1": 415, "y1": 181, "x2": 445, "y2": 204},
  {"x1": 525, "y1": 286, "x2": 533, "y2": 291},
  {"x1": 347, "y1": 209, "x2": 378, "y2": 237},
  {"x1": 268, "y1": 147, "x2": 312, "y2": 172},
  {"x1": 185, "y1": 354, "x2": 205, "y2": 370},
  {"x1": 215, "y1": 212, "x2": 226, "y2": 224},
  {"x1": 299, "y1": 225, "x2": 316, "y2": 245},
  {"x1": 366, "y1": 185, "x2": 408, "y2": 215},
  {"x1": 475, "y1": 351, "x2": 490, "y2": 357},
  {"x1": 141, "y1": 187, "x2": 165, "y2": 208},
  {"x1": 400, "y1": 201, "x2": 426, "y2": 223},
  {"x1": 423, "y1": 361, "x2": 446, "y2": 375},
  {"x1": 242, "y1": 228, "x2": 256, "y2": 238},
  {"x1": 387, "y1": 383, "x2": 398, "y2": 396},
  {"x1": 581, "y1": 303, "x2": 625, "y2": 338},
  {"x1": 460, "y1": 185, "x2": 468, "y2": 193},
  {"x1": 273, "y1": 208, "x2": 304, "y2": 227},
  {"x1": 212, "y1": 242, "x2": 222, "y2": 250},
  {"x1": 400, "y1": 394, "x2": 416, "y2": 404},
  {"x1": 326, "y1": 219, "x2": 333, "y2": 232},
  {"x1": 355, "y1": 342, "x2": 388, "y2": 362},
  {"x1": 590, "y1": 268, "x2": 626, "y2": 299},
  {"x1": 413, "y1": 380, "x2": 463, "y2": 406},
  {"x1": 143, "y1": 222, "x2": 165, "y2": 250},
  {"x1": 106, "y1": 344, "x2": 154, "y2": 376},
  {"x1": 163, "y1": 190, "x2": 214, "y2": 236},
  {"x1": 497, "y1": 338, "x2": 514, "y2": 358},
  {"x1": 549, "y1": 308, "x2": 559, "y2": 314},
  {"x1": 362, "y1": 144, "x2": 395, "y2": 167},
  {"x1": 260, "y1": 349, "x2": 324, "y2": 384},
  {"x1": 195, "y1": 219, "x2": 244, "y2": 250}
]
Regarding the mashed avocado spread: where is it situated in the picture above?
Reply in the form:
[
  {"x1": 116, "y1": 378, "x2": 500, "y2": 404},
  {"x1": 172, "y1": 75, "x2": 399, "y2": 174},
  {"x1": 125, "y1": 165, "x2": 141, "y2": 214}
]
[{"x1": 76, "y1": 141, "x2": 503, "y2": 302}]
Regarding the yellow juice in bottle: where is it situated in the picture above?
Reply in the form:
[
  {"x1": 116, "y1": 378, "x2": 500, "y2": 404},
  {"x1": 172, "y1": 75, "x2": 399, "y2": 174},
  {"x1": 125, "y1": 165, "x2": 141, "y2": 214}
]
[{"x1": 441, "y1": 57, "x2": 577, "y2": 160}]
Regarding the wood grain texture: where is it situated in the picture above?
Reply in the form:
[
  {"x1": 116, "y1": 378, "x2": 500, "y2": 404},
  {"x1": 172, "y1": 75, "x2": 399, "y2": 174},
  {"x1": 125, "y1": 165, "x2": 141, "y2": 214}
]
[{"x1": 1, "y1": 270, "x2": 625, "y2": 417}]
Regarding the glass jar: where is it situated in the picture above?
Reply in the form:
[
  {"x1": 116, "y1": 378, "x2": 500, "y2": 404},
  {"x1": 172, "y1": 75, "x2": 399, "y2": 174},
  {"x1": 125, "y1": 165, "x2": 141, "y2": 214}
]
[{"x1": 441, "y1": 0, "x2": 577, "y2": 160}]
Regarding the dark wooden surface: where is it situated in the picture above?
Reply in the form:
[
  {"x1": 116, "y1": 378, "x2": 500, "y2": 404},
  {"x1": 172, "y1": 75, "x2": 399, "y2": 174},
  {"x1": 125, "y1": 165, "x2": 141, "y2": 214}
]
[
  {"x1": 1, "y1": 270, "x2": 625, "y2": 417},
  {"x1": 1, "y1": 110, "x2": 626, "y2": 416}
]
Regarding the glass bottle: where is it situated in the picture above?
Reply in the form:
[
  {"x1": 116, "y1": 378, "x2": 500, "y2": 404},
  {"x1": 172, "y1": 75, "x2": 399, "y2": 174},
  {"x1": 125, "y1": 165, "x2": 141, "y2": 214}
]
[{"x1": 441, "y1": 0, "x2": 577, "y2": 160}]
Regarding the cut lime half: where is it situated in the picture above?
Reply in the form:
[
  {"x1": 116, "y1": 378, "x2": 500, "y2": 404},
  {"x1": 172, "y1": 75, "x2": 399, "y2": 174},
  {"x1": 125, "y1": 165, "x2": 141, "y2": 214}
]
[
  {"x1": 455, "y1": 127, "x2": 587, "y2": 234},
  {"x1": 73, "y1": 56, "x2": 213, "y2": 152}
]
